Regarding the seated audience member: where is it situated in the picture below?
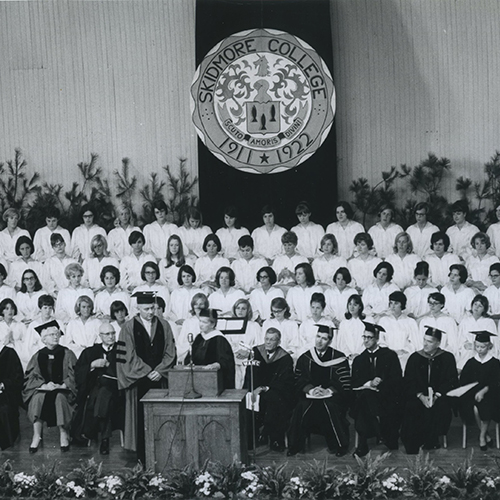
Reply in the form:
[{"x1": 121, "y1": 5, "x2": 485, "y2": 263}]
[
  {"x1": 23, "y1": 320, "x2": 77, "y2": 453},
  {"x1": 244, "y1": 327, "x2": 294, "y2": 452},
  {"x1": 326, "y1": 201, "x2": 364, "y2": 260},
  {"x1": 62, "y1": 296, "x2": 102, "y2": 358},
  {"x1": 250, "y1": 205, "x2": 287, "y2": 264},
  {"x1": 324, "y1": 267, "x2": 356, "y2": 326},
  {"x1": 55, "y1": 263, "x2": 94, "y2": 324},
  {"x1": 177, "y1": 292, "x2": 209, "y2": 362},
  {"x1": 0, "y1": 298, "x2": 28, "y2": 367},
  {"x1": 286, "y1": 263, "x2": 323, "y2": 323},
  {"x1": 362, "y1": 261, "x2": 399, "y2": 319},
  {"x1": 348, "y1": 233, "x2": 382, "y2": 292},
  {"x1": 159, "y1": 234, "x2": 191, "y2": 292},
  {"x1": 231, "y1": 235, "x2": 267, "y2": 294},
  {"x1": 290, "y1": 201, "x2": 325, "y2": 260},
  {"x1": 41, "y1": 233, "x2": 77, "y2": 294},
  {"x1": 368, "y1": 205, "x2": 403, "y2": 259},
  {"x1": 351, "y1": 321, "x2": 403, "y2": 456},
  {"x1": 0, "y1": 263, "x2": 16, "y2": 302},
  {"x1": 459, "y1": 331, "x2": 500, "y2": 450},
  {"x1": 16, "y1": 269, "x2": 47, "y2": 324},
  {"x1": 385, "y1": 232, "x2": 420, "y2": 290},
  {"x1": 215, "y1": 205, "x2": 250, "y2": 261},
  {"x1": 168, "y1": 265, "x2": 201, "y2": 326},
  {"x1": 143, "y1": 200, "x2": 178, "y2": 261},
  {"x1": 26, "y1": 294, "x2": 56, "y2": 365},
  {"x1": 109, "y1": 300, "x2": 129, "y2": 334},
  {"x1": 400, "y1": 326, "x2": 458, "y2": 454},
  {"x1": 9, "y1": 236, "x2": 42, "y2": 290},
  {"x1": 262, "y1": 297, "x2": 300, "y2": 359},
  {"x1": 33, "y1": 207, "x2": 72, "y2": 263},
  {"x1": 116, "y1": 291, "x2": 176, "y2": 459},
  {"x1": 446, "y1": 200, "x2": 479, "y2": 260},
  {"x1": 194, "y1": 234, "x2": 229, "y2": 292},
  {"x1": 299, "y1": 293, "x2": 335, "y2": 354},
  {"x1": 119, "y1": 231, "x2": 154, "y2": 291},
  {"x1": 406, "y1": 202, "x2": 439, "y2": 259},
  {"x1": 70, "y1": 204, "x2": 107, "y2": 262},
  {"x1": 0, "y1": 207, "x2": 30, "y2": 264},
  {"x1": 336, "y1": 294, "x2": 370, "y2": 362},
  {"x1": 456, "y1": 295, "x2": 498, "y2": 370},
  {"x1": 272, "y1": 231, "x2": 308, "y2": 287},
  {"x1": 287, "y1": 327, "x2": 351, "y2": 456},
  {"x1": 0, "y1": 321, "x2": 23, "y2": 450},
  {"x1": 177, "y1": 206, "x2": 212, "y2": 259},
  {"x1": 487, "y1": 203, "x2": 500, "y2": 258},
  {"x1": 249, "y1": 266, "x2": 284, "y2": 324},
  {"x1": 107, "y1": 205, "x2": 140, "y2": 260},
  {"x1": 378, "y1": 291, "x2": 418, "y2": 370},
  {"x1": 185, "y1": 308, "x2": 235, "y2": 390},
  {"x1": 82, "y1": 235, "x2": 119, "y2": 290},
  {"x1": 72, "y1": 322, "x2": 124, "y2": 454},
  {"x1": 404, "y1": 261, "x2": 438, "y2": 320},
  {"x1": 441, "y1": 264, "x2": 476, "y2": 324},
  {"x1": 484, "y1": 263, "x2": 500, "y2": 319},
  {"x1": 466, "y1": 232, "x2": 499, "y2": 292},
  {"x1": 208, "y1": 267, "x2": 245, "y2": 316},
  {"x1": 94, "y1": 265, "x2": 130, "y2": 318},
  {"x1": 312, "y1": 234, "x2": 347, "y2": 289},
  {"x1": 425, "y1": 231, "x2": 460, "y2": 289},
  {"x1": 131, "y1": 261, "x2": 170, "y2": 316}
]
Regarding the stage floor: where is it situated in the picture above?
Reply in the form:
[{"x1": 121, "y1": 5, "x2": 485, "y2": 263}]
[{"x1": 2, "y1": 409, "x2": 498, "y2": 474}]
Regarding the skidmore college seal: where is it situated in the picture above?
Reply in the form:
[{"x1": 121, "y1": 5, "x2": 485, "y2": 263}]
[{"x1": 191, "y1": 28, "x2": 336, "y2": 174}]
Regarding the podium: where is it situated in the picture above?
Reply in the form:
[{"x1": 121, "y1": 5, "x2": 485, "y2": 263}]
[{"x1": 141, "y1": 389, "x2": 248, "y2": 471}]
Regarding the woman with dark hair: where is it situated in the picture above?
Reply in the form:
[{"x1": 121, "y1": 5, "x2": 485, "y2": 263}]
[
  {"x1": 9, "y1": 236, "x2": 42, "y2": 290},
  {"x1": 457, "y1": 294, "x2": 498, "y2": 370},
  {"x1": 286, "y1": 263, "x2": 322, "y2": 322},
  {"x1": 262, "y1": 297, "x2": 300, "y2": 359},
  {"x1": 368, "y1": 205, "x2": 403, "y2": 259},
  {"x1": 70, "y1": 204, "x2": 107, "y2": 262},
  {"x1": 0, "y1": 207, "x2": 30, "y2": 263},
  {"x1": 272, "y1": 231, "x2": 308, "y2": 287},
  {"x1": 33, "y1": 207, "x2": 71, "y2": 263},
  {"x1": 362, "y1": 261, "x2": 399, "y2": 318},
  {"x1": 131, "y1": 261, "x2": 170, "y2": 318},
  {"x1": 16, "y1": 269, "x2": 47, "y2": 324},
  {"x1": 143, "y1": 200, "x2": 179, "y2": 261},
  {"x1": 250, "y1": 205, "x2": 287, "y2": 263},
  {"x1": 119, "y1": 231, "x2": 154, "y2": 291},
  {"x1": 406, "y1": 202, "x2": 439, "y2": 259},
  {"x1": 312, "y1": 234, "x2": 347, "y2": 288},
  {"x1": 0, "y1": 298, "x2": 28, "y2": 368},
  {"x1": 424, "y1": 231, "x2": 460, "y2": 289},
  {"x1": 336, "y1": 294, "x2": 368, "y2": 362},
  {"x1": 249, "y1": 266, "x2": 284, "y2": 324},
  {"x1": 168, "y1": 265, "x2": 201, "y2": 326},
  {"x1": 109, "y1": 300, "x2": 129, "y2": 333},
  {"x1": 194, "y1": 234, "x2": 229, "y2": 292},
  {"x1": 298, "y1": 292, "x2": 335, "y2": 353},
  {"x1": 404, "y1": 261, "x2": 438, "y2": 320},
  {"x1": 324, "y1": 267, "x2": 356, "y2": 326},
  {"x1": 290, "y1": 201, "x2": 325, "y2": 260},
  {"x1": 215, "y1": 206, "x2": 250, "y2": 261},
  {"x1": 159, "y1": 234, "x2": 192, "y2": 292},
  {"x1": 178, "y1": 206, "x2": 212, "y2": 259},
  {"x1": 326, "y1": 201, "x2": 364, "y2": 260},
  {"x1": 385, "y1": 232, "x2": 420, "y2": 290},
  {"x1": 107, "y1": 205, "x2": 141, "y2": 260},
  {"x1": 42, "y1": 233, "x2": 77, "y2": 295},
  {"x1": 348, "y1": 233, "x2": 382, "y2": 292},
  {"x1": 177, "y1": 292, "x2": 209, "y2": 362},
  {"x1": 82, "y1": 235, "x2": 119, "y2": 291},
  {"x1": 208, "y1": 267, "x2": 245, "y2": 316},
  {"x1": 446, "y1": 200, "x2": 479, "y2": 260},
  {"x1": 0, "y1": 263, "x2": 16, "y2": 302},
  {"x1": 94, "y1": 265, "x2": 130, "y2": 318},
  {"x1": 441, "y1": 264, "x2": 476, "y2": 324},
  {"x1": 465, "y1": 232, "x2": 499, "y2": 292}
]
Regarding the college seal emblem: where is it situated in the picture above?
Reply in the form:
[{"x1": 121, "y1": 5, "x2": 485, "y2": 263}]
[{"x1": 191, "y1": 28, "x2": 336, "y2": 174}]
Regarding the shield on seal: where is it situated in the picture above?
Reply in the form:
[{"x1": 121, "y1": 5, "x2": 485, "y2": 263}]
[{"x1": 246, "y1": 102, "x2": 280, "y2": 135}]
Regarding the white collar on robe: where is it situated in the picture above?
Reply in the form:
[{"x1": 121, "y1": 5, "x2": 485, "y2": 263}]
[{"x1": 474, "y1": 352, "x2": 493, "y2": 364}]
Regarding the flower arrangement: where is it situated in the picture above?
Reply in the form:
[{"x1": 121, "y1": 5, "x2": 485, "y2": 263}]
[{"x1": 0, "y1": 452, "x2": 499, "y2": 499}]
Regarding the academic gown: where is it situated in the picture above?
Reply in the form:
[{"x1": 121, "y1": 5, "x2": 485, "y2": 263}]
[
  {"x1": 116, "y1": 316, "x2": 177, "y2": 453},
  {"x1": 243, "y1": 345, "x2": 294, "y2": 446},
  {"x1": 459, "y1": 355, "x2": 500, "y2": 424},
  {"x1": 288, "y1": 347, "x2": 351, "y2": 453},
  {"x1": 400, "y1": 348, "x2": 458, "y2": 453},
  {"x1": 351, "y1": 347, "x2": 403, "y2": 449},
  {"x1": 0, "y1": 346, "x2": 23, "y2": 449},
  {"x1": 185, "y1": 331, "x2": 236, "y2": 390},
  {"x1": 72, "y1": 343, "x2": 124, "y2": 441}
]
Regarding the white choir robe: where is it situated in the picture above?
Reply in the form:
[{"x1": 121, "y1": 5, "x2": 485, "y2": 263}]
[
  {"x1": 33, "y1": 226, "x2": 72, "y2": 263},
  {"x1": 484, "y1": 285, "x2": 500, "y2": 316},
  {"x1": 385, "y1": 253, "x2": 420, "y2": 290},
  {"x1": 25, "y1": 318, "x2": 47, "y2": 364},
  {"x1": 378, "y1": 313, "x2": 418, "y2": 370},
  {"x1": 286, "y1": 284, "x2": 324, "y2": 323},
  {"x1": 61, "y1": 317, "x2": 102, "y2": 358},
  {"x1": 119, "y1": 252, "x2": 156, "y2": 290},
  {"x1": 487, "y1": 222, "x2": 500, "y2": 259},
  {"x1": 250, "y1": 225, "x2": 287, "y2": 262},
  {"x1": 272, "y1": 253, "x2": 308, "y2": 284},
  {"x1": 290, "y1": 222, "x2": 325, "y2": 259},
  {"x1": 325, "y1": 220, "x2": 365, "y2": 260},
  {"x1": 71, "y1": 225, "x2": 107, "y2": 261},
  {"x1": 15, "y1": 290, "x2": 47, "y2": 324},
  {"x1": 82, "y1": 256, "x2": 120, "y2": 290},
  {"x1": 324, "y1": 286, "x2": 357, "y2": 322},
  {"x1": 194, "y1": 255, "x2": 230, "y2": 286},
  {"x1": 425, "y1": 252, "x2": 461, "y2": 288},
  {"x1": 8, "y1": 258, "x2": 43, "y2": 290},
  {"x1": 168, "y1": 286, "x2": 202, "y2": 323},
  {"x1": 0, "y1": 283, "x2": 17, "y2": 302},
  {"x1": 446, "y1": 222, "x2": 479, "y2": 260},
  {"x1": 55, "y1": 286, "x2": 94, "y2": 325},
  {"x1": 298, "y1": 316, "x2": 335, "y2": 355},
  {"x1": 94, "y1": 288, "x2": 131, "y2": 318},
  {"x1": 368, "y1": 222, "x2": 403, "y2": 260},
  {"x1": 0, "y1": 320, "x2": 29, "y2": 368},
  {"x1": 336, "y1": 317, "x2": 372, "y2": 361},
  {"x1": 107, "y1": 225, "x2": 141, "y2": 260},
  {"x1": 42, "y1": 255, "x2": 78, "y2": 294},
  {"x1": 404, "y1": 284, "x2": 439, "y2": 319},
  {"x1": 466, "y1": 253, "x2": 499, "y2": 288},
  {"x1": 231, "y1": 256, "x2": 267, "y2": 293},
  {"x1": 406, "y1": 222, "x2": 439, "y2": 260},
  {"x1": 177, "y1": 225, "x2": 212, "y2": 259},
  {"x1": 348, "y1": 256, "x2": 382, "y2": 291},
  {"x1": 0, "y1": 227, "x2": 30, "y2": 263},
  {"x1": 441, "y1": 284, "x2": 476, "y2": 323},
  {"x1": 261, "y1": 318, "x2": 300, "y2": 359},
  {"x1": 362, "y1": 282, "x2": 400, "y2": 316},
  {"x1": 249, "y1": 286, "x2": 284, "y2": 321},
  {"x1": 312, "y1": 255, "x2": 347, "y2": 287},
  {"x1": 143, "y1": 221, "x2": 179, "y2": 260},
  {"x1": 208, "y1": 288, "x2": 246, "y2": 316},
  {"x1": 416, "y1": 313, "x2": 458, "y2": 355},
  {"x1": 215, "y1": 227, "x2": 250, "y2": 261}
]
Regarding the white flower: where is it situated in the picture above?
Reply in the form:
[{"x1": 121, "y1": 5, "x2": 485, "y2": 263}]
[{"x1": 439, "y1": 475, "x2": 451, "y2": 485}]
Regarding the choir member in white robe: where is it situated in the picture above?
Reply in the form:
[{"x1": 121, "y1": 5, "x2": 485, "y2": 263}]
[
  {"x1": 298, "y1": 293, "x2": 335, "y2": 354},
  {"x1": 119, "y1": 231, "x2": 155, "y2": 291},
  {"x1": 107, "y1": 205, "x2": 141, "y2": 260},
  {"x1": 215, "y1": 206, "x2": 250, "y2": 261},
  {"x1": 177, "y1": 207, "x2": 212, "y2": 259},
  {"x1": 286, "y1": 263, "x2": 323, "y2": 323},
  {"x1": 249, "y1": 267, "x2": 284, "y2": 323},
  {"x1": 324, "y1": 267, "x2": 357, "y2": 326},
  {"x1": 33, "y1": 207, "x2": 72, "y2": 263},
  {"x1": 231, "y1": 235, "x2": 267, "y2": 294},
  {"x1": 312, "y1": 234, "x2": 347, "y2": 288},
  {"x1": 385, "y1": 232, "x2": 420, "y2": 291},
  {"x1": 424, "y1": 231, "x2": 460, "y2": 289},
  {"x1": 441, "y1": 264, "x2": 475, "y2": 323},
  {"x1": 272, "y1": 231, "x2": 308, "y2": 287},
  {"x1": 487, "y1": 204, "x2": 500, "y2": 258},
  {"x1": 368, "y1": 205, "x2": 403, "y2": 259},
  {"x1": 168, "y1": 265, "x2": 201, "y2": 326},
  {"x1": 8, "y1": 237, "x2": 42, "y2": 290},
  {"x1": 25, "y1": 294, "x2": 56, "y2": 365},
  {"x1": 142, "y1": 200, "x2": 179, "y2": 261},
  {"x1": 208, "y1": 267, "x2": 245, "y2": 316},
  {"x1": 41, "y1": 234, "x2": 77, "y2": 295},
  {"x1": 94, "y1": 265, "x2": 130, "y2": 318},
  {"x1": 465, "y1": 232, "x2": 499, "y2": 292},
  {"x1": 406, "y1": 202, "x2": 439, "y2": 259},
  {"x1": 159, "y1": 235, "x2": 194, "y2": 292},
  {"x1": 0, "y1": 264, "x2": 16, "y2": 302},
  {"x1": 194, "y1": 234, "x2": 229, "y2": 292},
  {"x1": 446, "y1": 200, "x2": 479, "y2": 260},
  {"x1": 0, "y1": 208, "x2": 30, "y2": 264},
  {"x1": 404, "y1": 261, "x2": 439, "y2": 320},
  {"x1": 362, "y1": 262, "x2": 399, "y2": 318},
  {"x1": 326, "y1": 202, "x2": 364, "y2": 260},
  {"x1": 16, "y1": 270, "x2": 47, "y2": 324},
  {"x1": 130, "y1": 262, "x2": 170, "y2": 317},
  {"x1": 484, "y1": 263, "x2": 500, "y2": 319},
  {"x1": 82, "y1": 235, "x2": 119, "y2": 290},
  {"x1": 290, "y1": 201, "x2": 325, "y2": 260},
  {"x1": 0, "y1": 298, "x2": 29, "y2": 368},
  {"x1": 250, "y1": 205, "x2": 287, "y2": 263},
  {"x1": 70, "y1": 204, "x2": 107, "y2": 262},
  {"x1": 109, "y1": 300, "x2": 129, "y2": 336},
  {"x1": 348, "y1": 233, "x2": 382, "y2": 292}
]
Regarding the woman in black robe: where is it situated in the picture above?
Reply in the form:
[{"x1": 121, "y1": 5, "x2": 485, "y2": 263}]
[
  {"x1": 185, "y1": 308, "x2": 235, "y2": 390},
  {"x1": 459, "y1": 331, "x2": 500, "y2": 450}
]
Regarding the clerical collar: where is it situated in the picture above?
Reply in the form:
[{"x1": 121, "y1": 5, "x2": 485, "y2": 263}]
[{"x1": 474, "y1": 352, "x2": 493, "y2": 364}]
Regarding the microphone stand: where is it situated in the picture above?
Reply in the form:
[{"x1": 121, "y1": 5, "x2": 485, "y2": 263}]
[{"x1": 184, "y1": 333, "x2": 201, "y2": 399}]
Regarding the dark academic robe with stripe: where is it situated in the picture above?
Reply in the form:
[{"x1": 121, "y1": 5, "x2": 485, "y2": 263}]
[
  {"x1": 288, "y1": 347, "x2": 351, "y2": 453},
  {"x1": 351, "y1": 346, "x2": 403, "y2": 447},
  {"x1": 401, "y1": 348, "x2": 458, "y2": 454},
  {"x1": 243, "y1": 345, "x2": 294, "y2": 445}
]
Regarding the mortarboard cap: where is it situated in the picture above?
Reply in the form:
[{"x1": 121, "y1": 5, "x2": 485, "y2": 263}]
[
  {"x1": 470, "y1": 330, "x2": 497, "y2": 343},
  {"x1": 315, "y1": 324, "x2": 338, "y2": 336},
  {"x1": 34, "y1": 320, "x2": 61, "y2": 335},
  {"x1": 424, "y1": 326, "x2": 445, "y2": 341},
  {"x1": 199, "y1": 308, "x2": 219, "y2": 321},
  {"x1": 362, "y1": 321, "x2": 385, "y2": 335},
  {"x1": 131, "y1": 291, "x2": 157, "y2": 304}
]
